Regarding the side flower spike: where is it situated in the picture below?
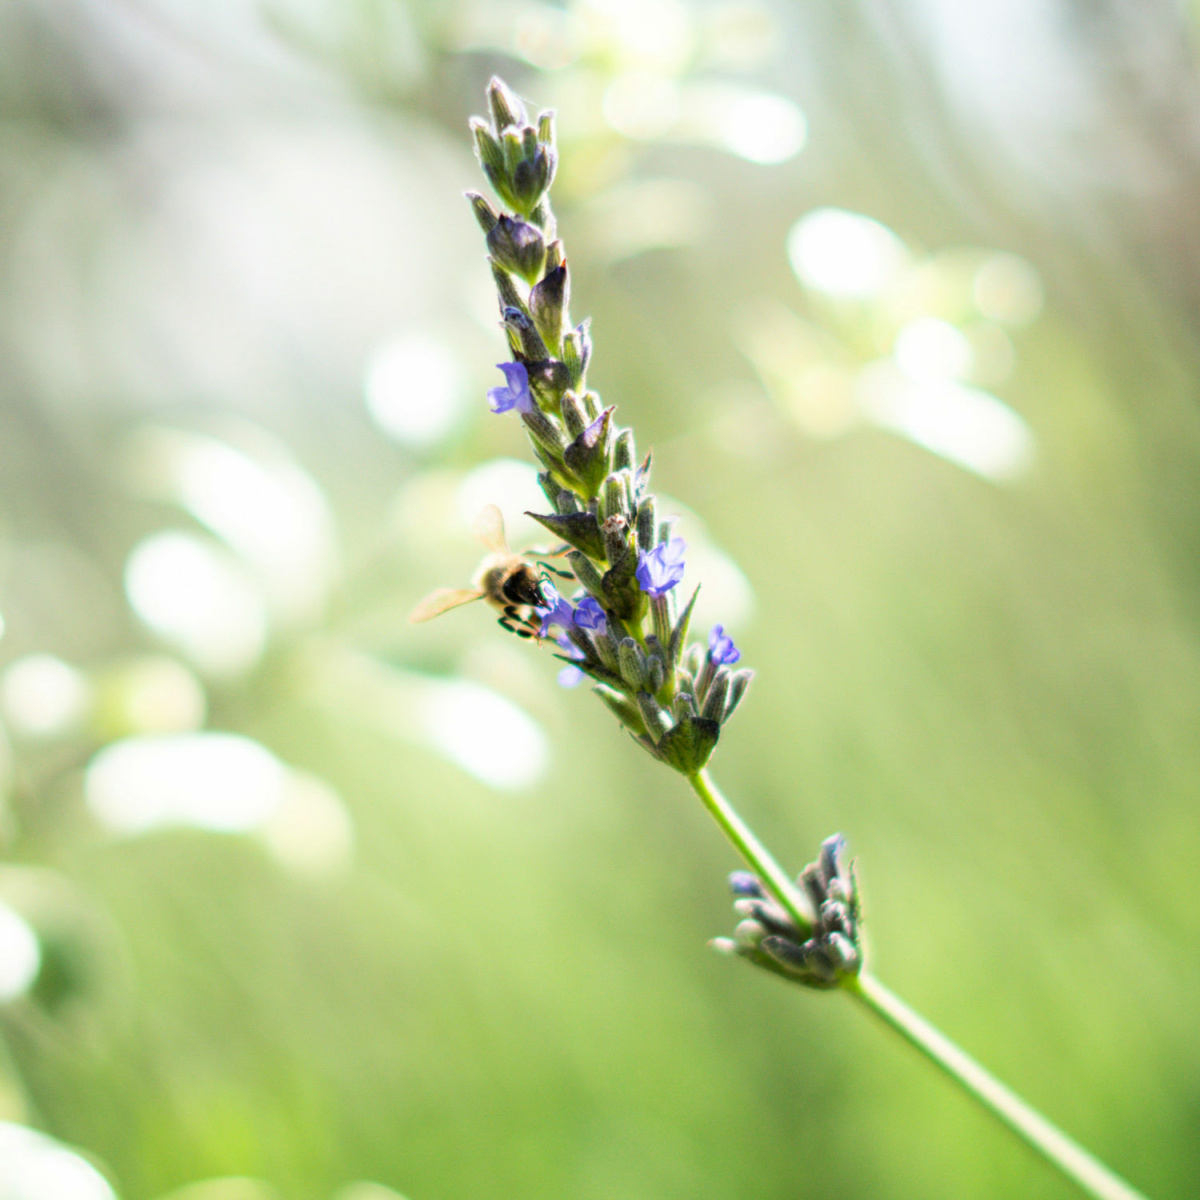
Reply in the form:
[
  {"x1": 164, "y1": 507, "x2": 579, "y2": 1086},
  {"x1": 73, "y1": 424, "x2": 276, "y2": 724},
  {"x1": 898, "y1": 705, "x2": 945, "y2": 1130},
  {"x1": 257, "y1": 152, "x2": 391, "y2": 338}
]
[{"x1": 712, "y1": 835, "x2": 863, "y2": 990}]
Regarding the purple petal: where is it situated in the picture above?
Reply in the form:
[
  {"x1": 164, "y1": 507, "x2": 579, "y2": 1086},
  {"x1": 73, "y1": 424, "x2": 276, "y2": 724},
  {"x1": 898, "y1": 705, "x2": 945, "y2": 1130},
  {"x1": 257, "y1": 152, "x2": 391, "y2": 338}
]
[
  {"x1": 497, "y1": 361, "x2": 529, "y2": 391},
  {"x1": 573, "y1": 597, "x2": 607, "y2": 633},
  {"x1": 557, "y1": 665, "x2": 585, "y2": 688},
  {"x1": 708, "y1": 623, "x2": 741, "y2": 666},
  {"x1": 555, "y1": 634, "x2": 585, "y2": 661},
  {"x1": 487, "y1": 361, "x2": 534, "y2": 415}
]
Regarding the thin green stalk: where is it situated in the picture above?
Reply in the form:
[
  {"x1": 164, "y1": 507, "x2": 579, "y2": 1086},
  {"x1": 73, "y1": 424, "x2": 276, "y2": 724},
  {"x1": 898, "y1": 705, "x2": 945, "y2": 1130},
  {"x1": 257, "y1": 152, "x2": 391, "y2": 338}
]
[
  {"x1": 847, "y1": 973, "x2": 1149, "y2": 1200},
  {"x1": 688, "y1": 769, "x2": 814, "y2": 936},
  {"x1": 687, "y1": 769, "x2": 1151, "y2": 1200}
]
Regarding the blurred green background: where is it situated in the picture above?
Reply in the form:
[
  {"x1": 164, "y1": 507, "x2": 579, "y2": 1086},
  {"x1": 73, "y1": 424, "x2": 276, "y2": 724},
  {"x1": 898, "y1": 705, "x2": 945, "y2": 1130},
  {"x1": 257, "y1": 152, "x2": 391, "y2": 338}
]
[{"x1": 0, "y1": 2, "x2": 1198, "y2": 1198}]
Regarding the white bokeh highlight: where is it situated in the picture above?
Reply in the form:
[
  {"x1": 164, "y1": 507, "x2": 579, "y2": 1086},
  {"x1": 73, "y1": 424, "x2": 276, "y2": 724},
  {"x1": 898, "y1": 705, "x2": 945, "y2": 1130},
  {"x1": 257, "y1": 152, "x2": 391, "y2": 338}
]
[
  {"x1": 0, "y1": 901, "x2": 40, "y2": 1002},
  {"x1": 86, "y1": 732, "x2": 286, "y2": 835},
  {"x1": 125, "y1": 531, "x2": 269, "y2": 677},
  {"x1": 787, "y1": 208, "x2": 908, "y2": 299},
  {"x1": 365, "y1": 329, "x2": 467, "y2": 449},
  {"x1": 0, "y1": 1122, "x2": 115, "y2": 1200},
  {"x1": 0, "y1": 655, "x2": 91, "y2": 738}
]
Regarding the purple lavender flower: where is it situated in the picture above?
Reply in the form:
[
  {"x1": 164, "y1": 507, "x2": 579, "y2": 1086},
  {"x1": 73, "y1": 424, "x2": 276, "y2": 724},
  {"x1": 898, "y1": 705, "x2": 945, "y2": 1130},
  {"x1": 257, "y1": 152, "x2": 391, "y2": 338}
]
[
  {"x1": 536, "y1": 582, "x2": 577, "y2": 637},
  {"x1": 573, "y1": 596, "x2": 607, "y2": 634},
  {"x1": 635, "y1": 537, "x2": 687, "y2": 597},
  {"x1": 708, "y1": 624, "x2": 741, "y2": 666},
  {"x1": 487, "y1": 361, "x2": 534, "y2": 415},
  {"x1": 555, "y1": 634, "x2": 585, "y2": 688}
]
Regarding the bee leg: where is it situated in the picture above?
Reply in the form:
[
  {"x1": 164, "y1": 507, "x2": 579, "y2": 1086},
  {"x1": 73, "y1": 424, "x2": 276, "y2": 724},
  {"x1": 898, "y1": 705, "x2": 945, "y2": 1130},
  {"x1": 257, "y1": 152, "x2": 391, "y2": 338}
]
[
  {"x1": 499, "y1": 607, "x2": 537, "y2": 639},
  {"x1": 538, "y1": 562, "x2": 575, "y2": 581}
]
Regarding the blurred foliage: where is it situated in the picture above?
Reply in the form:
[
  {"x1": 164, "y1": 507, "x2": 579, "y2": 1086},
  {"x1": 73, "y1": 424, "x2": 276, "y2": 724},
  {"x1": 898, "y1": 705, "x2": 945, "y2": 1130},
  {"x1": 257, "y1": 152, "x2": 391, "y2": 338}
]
[{"x1": 0, "y1": 1, "x2": 1199, "y2": 1198}]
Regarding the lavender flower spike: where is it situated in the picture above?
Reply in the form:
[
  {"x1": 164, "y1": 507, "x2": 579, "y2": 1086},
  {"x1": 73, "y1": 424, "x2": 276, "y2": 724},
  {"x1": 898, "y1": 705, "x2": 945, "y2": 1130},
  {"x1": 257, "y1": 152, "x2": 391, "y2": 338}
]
[
  {"x1": 708, "y1": 624, "x2": 741, "y2": 666},
  {"x1": 636, "y1": 537, "x2": 687, "y2": 597},
  {"x1": 487, "y1": 361, "x2": 534, "y2": 414}
]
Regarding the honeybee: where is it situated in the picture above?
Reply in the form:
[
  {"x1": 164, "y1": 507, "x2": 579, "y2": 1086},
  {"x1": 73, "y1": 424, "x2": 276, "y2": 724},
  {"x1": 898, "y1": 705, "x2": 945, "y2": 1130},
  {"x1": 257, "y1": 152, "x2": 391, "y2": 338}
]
[{"x1": 408, "y1": 505, "x2": 557, "y2": 637}]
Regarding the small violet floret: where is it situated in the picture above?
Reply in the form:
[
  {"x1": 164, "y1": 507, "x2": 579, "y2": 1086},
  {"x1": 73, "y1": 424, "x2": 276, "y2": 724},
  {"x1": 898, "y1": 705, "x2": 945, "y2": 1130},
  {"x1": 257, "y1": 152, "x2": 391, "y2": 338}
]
[
  {"x1": 572, "y1": 596, "x2": 607, "y2": 634},
  {"x1": 487, "y1": 361, "x2": 534, "y2": 415},
  {"x1": 536, "y1": 582, "x2": 577, "y2": 637},
  {"x1": 708, "y1": 624, "x2": 741, "y2": 666},
  {"x1": 636, "y1": 537, "x2": 687, "y2": 597}
]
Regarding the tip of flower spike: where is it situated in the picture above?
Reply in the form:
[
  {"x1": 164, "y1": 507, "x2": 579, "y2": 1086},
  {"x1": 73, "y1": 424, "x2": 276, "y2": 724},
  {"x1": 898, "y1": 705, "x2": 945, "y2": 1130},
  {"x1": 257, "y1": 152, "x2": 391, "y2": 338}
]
[{"x1": 729, "y1": 871, "x2": 765, "y2": 897}]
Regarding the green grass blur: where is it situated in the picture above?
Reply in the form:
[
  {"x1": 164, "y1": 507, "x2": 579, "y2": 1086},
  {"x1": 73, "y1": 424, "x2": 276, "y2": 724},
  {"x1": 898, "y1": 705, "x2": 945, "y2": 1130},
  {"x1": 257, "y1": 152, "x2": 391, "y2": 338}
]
[{"x1": 0, "y1": 3, "x2": 1198, "y2": 1198}]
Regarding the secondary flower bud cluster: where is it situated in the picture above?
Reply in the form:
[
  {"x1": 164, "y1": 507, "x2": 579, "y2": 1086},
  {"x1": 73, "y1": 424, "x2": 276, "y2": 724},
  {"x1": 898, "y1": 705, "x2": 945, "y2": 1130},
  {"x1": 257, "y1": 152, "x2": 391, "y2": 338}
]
[
  {"x1": 713, "y1": 835, "x2": 863, "y2": 988},
  {"x1": 468, "y1": 77, "x2": 752, "y2": 775}
]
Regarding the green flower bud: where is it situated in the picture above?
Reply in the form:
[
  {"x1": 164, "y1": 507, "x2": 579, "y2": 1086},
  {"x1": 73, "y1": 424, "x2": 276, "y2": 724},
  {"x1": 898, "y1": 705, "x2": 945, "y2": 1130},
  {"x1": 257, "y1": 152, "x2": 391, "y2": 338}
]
[
  {"x1": 471, "y1": 118, "x2": 506, "y2": 180},
  {"x1": 648, "y1": 594, "x2": 672, "y2": 654},
  {"x1": 635, "y1": 691, "x2": 672, "y2": 743},
  {"x1": 502, "y1": 306, "x2": 549, "y2": 362},
  {"x1": 537, "y1": 109, "x2": 556, "y2": 146},
  {"x1": 825, "y1": 932, "x2": 860, "y2": 973},
  {"x1": 490, "y1": 259, "x2": 526, "y2": 313},
  {"x1": 761, "y1": 936, "x2": 838, "y2": 988},
  {"x1": 593, "y1": 684, "x2": 648, "y2": 736},
  {"x1": 592, "y1": 629, "x2": 621, "y2": 672},
  {"x1": 526, "y1": 360, "x2": 572, "y2": 412},
  {"x1": 465, "y1": 190, "x2": 499, "y2": 234},
  {"x1": 734, "y1": 918, "x2": 767, "y2": 950},
  {"x1": 601, "y1": 517, "x2": 627, "y2": 570},
  {"x1": 560, "y1": 390, "x2": 588, "y2": 439},
  {"x1": 601, "y1": 531, "x2": 646, "y2": 624},
  {"x1": 653, "y1": 714, "x2": 720, "y2": 774},
  {"x1": 530, "y1": 264, "x2": 570, "y2": 354},
  {"x1": 701, "y1": 670, "x2": 730, "y2": 722},
  {"x1": 487, "y1": 76, "x2": 527, "y2": 132},
  {"x1": 537, "y1": 471, "x2": 559, "y2": 508},
  {"x1": 635, "y1": 496, "x2": 656, "y2": 554},
  {"x1": 724, "y1": 668, "x2": 754, "y2": 720},
  {"x1": 562, "y1": 320, "x2": 593, "y2": 387},
  {"x1": 614, "y1": 428, "x2": 635, "y2": 472},
  {"x1": 487, "y1": 216, "x2": 546, "y2": 284},
  {"x1": 502, "y1": 127, "x2": 525, "y2": 176},
  {"x1": 521, "y1": 407, "x2": 566, "y2": 458},
  {"x1": 563, "y1": 408, "x2": 615, "y2": 498},
  {"x1": 645, "y1": 655, "x2": 665, "y2": 694},
  {"x1": 511, "y1": 143, "x2": 556, "y2": 213},
  {"x1": 618, "y1": 638, "x2": 648, "y2": 690},
  {"x1": 568, "y1": 549, "x2": 607, "y2": 594},
  {"x1": 600, "y1": 470, "x2": 630, "y2": 524}
]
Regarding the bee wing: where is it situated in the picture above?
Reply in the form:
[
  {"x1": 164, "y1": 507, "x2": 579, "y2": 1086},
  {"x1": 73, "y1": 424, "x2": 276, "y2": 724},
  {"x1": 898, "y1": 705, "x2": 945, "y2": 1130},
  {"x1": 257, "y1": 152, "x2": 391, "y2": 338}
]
[
  {"x1": 472, "y1": 504, "x2": 510, "y2": 556},
  {"x1": 408, "y1": 588, "x2": 484, "y2": 623}
]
